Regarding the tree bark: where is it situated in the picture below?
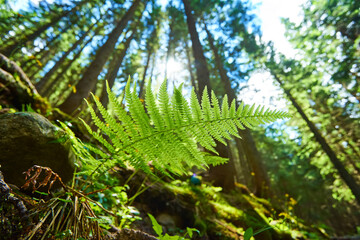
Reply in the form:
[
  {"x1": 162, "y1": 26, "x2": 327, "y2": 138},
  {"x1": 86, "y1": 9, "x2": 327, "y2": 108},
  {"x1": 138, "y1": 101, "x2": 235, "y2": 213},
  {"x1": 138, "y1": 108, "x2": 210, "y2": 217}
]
[
  {"x1": 270, "y1": 70, "x2": 360, "y2": 205},
  {"x1": 139, "y1": 22, "x2": 159, "y2": 99},
  {"x1": 203, "y1": 21, "x2": 271, "y2": 196},
  {"x1": 164, "y1": 18, "x2": 175, "y2": 81},
  {"x1": 100, "y1": 31, "x2": 136, "y2": 107},
  {"x1": 0, "y1": 53, "x2": 37, "y2": 95},
  {"x1": 182, "y1": 0, "x2": 211, "y2": 97},
  {"x1": 59, "y1": 0, "x2": 144, "y2": 115},
  {"x1": 139, "y1": 51, "x2": 152, "y2": 99},
  {"x1": 184, "y1": 41, "x2": 197, "y2": 94},
  {"x1": 182, "y1": 0, "x2": 236, "y2": 190},
  {"x1": 42, "y1": 32, "x2": 96, "y2": 98},
  {"x1": 0, "y1": 54, "x2": 47, "y2": 109}
]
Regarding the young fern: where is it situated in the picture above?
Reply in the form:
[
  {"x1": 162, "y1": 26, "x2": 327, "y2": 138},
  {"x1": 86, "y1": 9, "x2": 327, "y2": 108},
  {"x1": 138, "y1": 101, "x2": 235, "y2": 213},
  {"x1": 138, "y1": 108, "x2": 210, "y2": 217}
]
[{"x1": 77, "y1": 79, "x2": 290, "y2": 177}]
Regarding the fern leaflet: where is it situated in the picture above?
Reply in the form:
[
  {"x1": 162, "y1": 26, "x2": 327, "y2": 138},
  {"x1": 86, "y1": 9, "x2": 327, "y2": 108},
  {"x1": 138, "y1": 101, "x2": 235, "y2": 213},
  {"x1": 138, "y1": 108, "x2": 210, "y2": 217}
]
[{"x1": 72, "y1": 79, "x2": 290, "y2": 177}]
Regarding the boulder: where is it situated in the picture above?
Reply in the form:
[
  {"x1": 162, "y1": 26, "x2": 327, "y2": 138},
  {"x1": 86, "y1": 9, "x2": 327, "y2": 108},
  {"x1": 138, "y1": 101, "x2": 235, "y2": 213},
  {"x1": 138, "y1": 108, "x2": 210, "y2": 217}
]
[{"x1": 0, "y1": 112, "x2": 75, "y2": 189}]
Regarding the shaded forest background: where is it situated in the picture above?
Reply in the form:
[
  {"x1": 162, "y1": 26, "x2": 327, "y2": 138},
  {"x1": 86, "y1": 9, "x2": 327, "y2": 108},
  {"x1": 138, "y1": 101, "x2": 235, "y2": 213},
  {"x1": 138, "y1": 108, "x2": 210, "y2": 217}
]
[{"x1": 0, "y1": 0, "x2": 359, "y2": 237}]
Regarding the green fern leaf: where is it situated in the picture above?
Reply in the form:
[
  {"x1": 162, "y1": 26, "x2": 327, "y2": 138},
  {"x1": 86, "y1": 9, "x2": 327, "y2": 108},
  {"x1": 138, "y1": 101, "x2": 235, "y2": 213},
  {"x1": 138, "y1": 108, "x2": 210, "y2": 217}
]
[{"x1": 66, "y1": 79, "x2": 291, "y2": 177}]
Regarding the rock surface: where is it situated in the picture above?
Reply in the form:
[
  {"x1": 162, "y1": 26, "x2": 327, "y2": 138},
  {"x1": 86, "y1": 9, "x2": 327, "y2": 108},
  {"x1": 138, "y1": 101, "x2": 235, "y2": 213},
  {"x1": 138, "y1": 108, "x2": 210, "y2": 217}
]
[{"x1": 0, "y1": 112, "x2": 75, "y2": 188}]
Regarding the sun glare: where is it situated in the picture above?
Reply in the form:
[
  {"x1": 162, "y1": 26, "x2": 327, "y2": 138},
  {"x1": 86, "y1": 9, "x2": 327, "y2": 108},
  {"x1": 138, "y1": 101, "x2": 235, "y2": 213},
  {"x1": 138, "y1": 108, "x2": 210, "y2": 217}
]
[{"x1": 166, "y1": 58, "x2": 182, "y2": 76}]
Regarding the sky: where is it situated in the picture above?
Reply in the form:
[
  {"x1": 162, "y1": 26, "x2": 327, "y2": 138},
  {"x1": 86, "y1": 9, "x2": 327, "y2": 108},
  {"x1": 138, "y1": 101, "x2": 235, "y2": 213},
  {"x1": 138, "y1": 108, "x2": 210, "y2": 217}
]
[
  {"x1": 10, "y1": 0, "x2": 51, "y2": 11},
  {"x1": 242, "y1": 0, "x2": 306, "y2": 110},
  {"x1": 253, "y1": 0, "x2": 306, "y2": 56}
]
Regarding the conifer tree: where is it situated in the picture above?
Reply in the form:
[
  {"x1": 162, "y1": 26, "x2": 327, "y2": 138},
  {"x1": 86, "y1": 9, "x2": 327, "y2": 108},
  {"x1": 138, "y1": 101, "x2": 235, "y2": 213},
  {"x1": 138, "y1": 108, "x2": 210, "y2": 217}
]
[
  {"x1": 267, "y1": 52, "x2": 360, "y2": 205},
  {"x1": 1, "y1": 1, "x2": 87, "y2": 56},
  {"x1": 59, "y1": 0, "x2": 146, "y2": 114}
]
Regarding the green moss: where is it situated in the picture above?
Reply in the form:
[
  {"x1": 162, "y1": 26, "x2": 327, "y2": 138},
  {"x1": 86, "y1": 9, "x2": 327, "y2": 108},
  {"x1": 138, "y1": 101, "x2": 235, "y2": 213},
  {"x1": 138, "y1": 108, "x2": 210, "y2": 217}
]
[
  {"x1": 150, "y1": 177, "x2": 327, "y2": 239},
  {"x1": 209, "y1": 200, "x2": 245, "y2": 220}
]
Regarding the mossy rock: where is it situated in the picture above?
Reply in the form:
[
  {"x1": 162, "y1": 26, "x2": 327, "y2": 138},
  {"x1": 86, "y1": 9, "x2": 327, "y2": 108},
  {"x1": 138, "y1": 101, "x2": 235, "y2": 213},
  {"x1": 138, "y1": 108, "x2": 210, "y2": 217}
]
[{"x1": 0, "y1": 112, "x2": 75, "y2": 189}]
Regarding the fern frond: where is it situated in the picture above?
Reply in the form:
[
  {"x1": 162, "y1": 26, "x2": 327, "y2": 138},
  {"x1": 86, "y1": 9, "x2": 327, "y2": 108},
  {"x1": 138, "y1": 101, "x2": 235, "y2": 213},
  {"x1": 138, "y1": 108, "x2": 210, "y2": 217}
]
[{"x1": 73, "y1": 80, "x2": 291, "y2": 177}]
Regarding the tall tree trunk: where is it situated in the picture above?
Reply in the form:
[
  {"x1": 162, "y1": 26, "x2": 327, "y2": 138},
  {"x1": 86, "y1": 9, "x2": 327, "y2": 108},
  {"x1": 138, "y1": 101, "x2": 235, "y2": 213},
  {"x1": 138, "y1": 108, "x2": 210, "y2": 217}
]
[
  {"x1": 139, "y1": 22, "x2": 158, "y2": 98},
  {"x1": 182, "y1": 0, "x2": 211, "y2": 97},
  {"x1": 270, "y1": 70, "x2": 360, "y2": 205},
  {"x1": 203, "y1": 21, "x2": 271, "y2": 196},
  {"x1": 184, "y1": 41, "x2": 197, "y2": 94},
  {"x1": 23, "y1": 45, "x2": 53, "y2": 74},
  {"x1": 35, "y1": 18, "x2": 99, "y2": 94},
  {"x1": 139, "y1": 51, "x2": 152, "y2": 99},
  {"x1": 164, "y1": 20, "x2": 174, "y2": 80},
  {"x1": 182, "y1": 0, "x2": 236, "y2": 190},
  {"x1": 21, "y1": 14, "x2": 78, "y2": 71},
  {"x1": 149, "y1": 54, "x2": 156, "y2": 81},
  {"x1": 100, "y1": 31, "x2": 136, "y2": 107},
  {"x1": 59, "y1": 0, "x2": 144, "y2": 115},
  {"x1": 1, "y1": 1, "x2": 86, "y2": 56},
  {"x1": 42, "y1": 33, "x2": 95, "y2": 98}
]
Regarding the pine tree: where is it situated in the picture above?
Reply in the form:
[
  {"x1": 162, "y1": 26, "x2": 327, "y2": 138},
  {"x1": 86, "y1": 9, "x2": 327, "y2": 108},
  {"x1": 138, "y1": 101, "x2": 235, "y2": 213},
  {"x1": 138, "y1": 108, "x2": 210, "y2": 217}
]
[{"x1": 59, "y1": 0, "x2": 145, "y2": 114}]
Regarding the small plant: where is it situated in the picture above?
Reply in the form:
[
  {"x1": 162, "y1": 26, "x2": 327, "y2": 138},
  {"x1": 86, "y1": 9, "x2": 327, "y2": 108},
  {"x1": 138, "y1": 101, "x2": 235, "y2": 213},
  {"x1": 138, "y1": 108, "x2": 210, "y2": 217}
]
[
  {"x1": 148, "y1": 213, "x2": 199, "y2": 240},
  {"x1": 244, "y1": 227, "x2": 254, "y2": 240},
  {"x1": 243, "y1": 226, "x2": 274, "y2": 240},
  {"x1": 65, "y1": 79, "x2": 290, "y2": 182}
]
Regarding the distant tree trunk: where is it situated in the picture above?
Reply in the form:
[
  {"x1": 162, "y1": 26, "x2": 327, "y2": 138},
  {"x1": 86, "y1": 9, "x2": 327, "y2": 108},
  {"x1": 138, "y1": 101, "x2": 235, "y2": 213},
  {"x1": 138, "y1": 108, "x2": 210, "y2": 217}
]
[
  {"x1": 23, "y1": 45, "x2": 53, "y2": 74},
  {"x1": 21, "y1": 14, "x2": 77, "y2": 69},
  {"x1": 164, "y1": 19, "x2": 175, "y2": 80},
  {"x1": 203, "y1": 22, "x2": 271, "y2": 196},
  {"x1": 239, "y1": 130, "x2": 271, "y2": 196},
  {"x1": 184, "y1": 41, "x2": 197, "y2": 93},
  {"x1": 270, "y1": 70, "x2": 360, "y2": 205},
  {"x1": 59, "y1": 0, "x2": 144, "y2": 115},
  {"x1": 139, "y1": 51, "x2": 152, "y2": 99},
  {"x1": 42, "y1": 33, "x2": 95, "y2": 98},
  {"x1": 35, "y1": 19, "x2": 99, "y2": 94},
  {"x1": 139, "y1": 23, "x2": 158, "y2": 99},
  {"x1": 182, "y1": 0, "x2": 211, "y2": 97},
  {"x1": 1, "y1": 1, "x2": 86, "y2": 56},
  {"x1": 182, "y1": 0, "x2": 236, "y2": 190},
  {"x1": 100, "y1": 31, "x2": 136, "y2": 107}
]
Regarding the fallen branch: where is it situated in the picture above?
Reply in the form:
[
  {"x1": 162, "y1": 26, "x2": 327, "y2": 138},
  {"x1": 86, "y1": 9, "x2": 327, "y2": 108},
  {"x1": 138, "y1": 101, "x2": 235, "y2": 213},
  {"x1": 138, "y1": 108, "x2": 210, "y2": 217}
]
[{"x1": 0, "y1": 53, "x2": 38, "y2": 95}]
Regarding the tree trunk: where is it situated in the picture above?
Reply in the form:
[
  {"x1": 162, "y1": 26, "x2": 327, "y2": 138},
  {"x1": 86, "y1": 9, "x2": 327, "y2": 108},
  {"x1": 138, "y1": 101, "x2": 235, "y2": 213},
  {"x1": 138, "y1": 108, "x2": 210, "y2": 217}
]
[
  {"x1": 203, "y1": 21, "x2": 271, "y2": 196},
  {"x1": 182, "y1": 0, "x2": 236, "y2": 190},
  {"x1": 184, "y1": 41, "x2": 197, "y2": 94},
  {"x1": 270, "y1": 70, "x2": 360, "y2": 205},
  {"x1": 139, "y1": 23, "x2": 158, "y2": 99},
  {"x1": 23, "y1": 46, "x2": 52, "y2": 74},
  {"x1": 21, "y1": 14, "x2": 78, "y2": 69},
  {"x1": 164, "y1": 20, "x2": 175, "y2": 80},
  {"x1": 42, "y1": 32, "x2": 96, "y2": 98},
  {"x1": 139, "y1": 51, "x2": 152, "y2": 99},
  {"x1": 59, "y1": 0, "x2": 144, "y2": 115},
  {"x1": 36, "y1": 19, "x2": 99, "y2": 94},
  {"x1": 1, "y1": 1, "x2": 86, "y2": 56},
  {"x1": 100, "y1": 31, "x2": 136, "y2": 107},
  {"x1": 182, "y1": 0, "x2": 211, "y2": 97}
]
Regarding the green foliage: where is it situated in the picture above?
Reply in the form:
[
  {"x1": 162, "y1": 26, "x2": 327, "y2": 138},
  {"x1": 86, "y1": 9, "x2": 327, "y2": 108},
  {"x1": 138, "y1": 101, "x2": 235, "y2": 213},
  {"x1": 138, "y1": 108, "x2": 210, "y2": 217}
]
[
  {"x1": 148, "y1": 213, "x2": 163, "y2": 236},
  {"x1": 83, "y1": 172, "x2": 141, "y2": 229},
  {"x1": 79, "y1": 79, "x2": 290, "y2": 177},
  {"x1": 148, "y1": 213, "x2": 199, "y2": 240},
  {"x1": 243, "y1": 227, "x2": 253, "y2": 240},
  {"x1": 266, "y1": 0, "x2": 360, "y2": 209}
]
